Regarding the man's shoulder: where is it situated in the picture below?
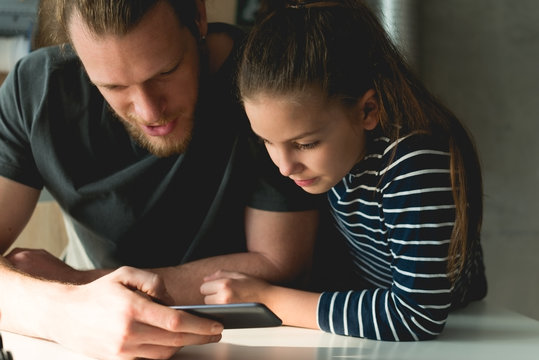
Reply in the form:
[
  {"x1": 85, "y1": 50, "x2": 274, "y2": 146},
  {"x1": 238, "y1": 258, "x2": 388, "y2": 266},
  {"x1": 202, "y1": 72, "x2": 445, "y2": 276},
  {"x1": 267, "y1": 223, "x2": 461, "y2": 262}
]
[
  {"x1": 12, "y1": 44, "x2": 94, "y2": 104},
  {"x1": 12, "y1": 44, "x2": 86, "y2": 91},
  {"x1": 21, "y1": 44, "x2": 78, "y2": 72},
  {"x1": 206, "y1": 23, "x2": 245, "y2": 75}
]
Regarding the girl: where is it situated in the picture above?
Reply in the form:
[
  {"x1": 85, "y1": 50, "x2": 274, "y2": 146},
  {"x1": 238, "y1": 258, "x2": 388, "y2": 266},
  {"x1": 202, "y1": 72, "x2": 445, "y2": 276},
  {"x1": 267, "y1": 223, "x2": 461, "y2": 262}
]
[{"x1": 201, "y1": 0, "x2": 487, "y2": 341}]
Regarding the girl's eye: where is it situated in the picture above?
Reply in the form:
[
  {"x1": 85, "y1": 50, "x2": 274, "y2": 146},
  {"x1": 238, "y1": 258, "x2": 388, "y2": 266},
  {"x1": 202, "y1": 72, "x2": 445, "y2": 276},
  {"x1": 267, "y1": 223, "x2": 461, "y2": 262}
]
[
  {"x1": 294, "y1": 141, "x2": 319, "y2": 150},
  {"x1": 101, "y1": 84, "x2": 125, "y2": 92},
  {"x1": 256, "y1": 136, "x2": 318, "y2": 150}
]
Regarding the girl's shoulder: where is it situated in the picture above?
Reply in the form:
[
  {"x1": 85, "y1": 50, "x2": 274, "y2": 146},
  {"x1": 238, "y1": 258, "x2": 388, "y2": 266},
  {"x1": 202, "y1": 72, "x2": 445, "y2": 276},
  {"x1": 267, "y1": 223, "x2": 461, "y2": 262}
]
[
  {"x1": 383, "y1": 131, "x2": 450, "y2": 159},
  {"x1": 351, "y1": 131, "x2": 450, "y2": 178},
  {"x1": 375, "y1": 131, "x2": 451, "y2": 181}
]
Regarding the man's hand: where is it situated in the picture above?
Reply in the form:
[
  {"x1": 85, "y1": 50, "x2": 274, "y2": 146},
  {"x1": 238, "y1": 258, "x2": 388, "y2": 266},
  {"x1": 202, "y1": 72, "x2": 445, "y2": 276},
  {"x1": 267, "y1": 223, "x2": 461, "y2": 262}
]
[{"x1": 49, "y1": 267, "x2": 223, "y2": 360}]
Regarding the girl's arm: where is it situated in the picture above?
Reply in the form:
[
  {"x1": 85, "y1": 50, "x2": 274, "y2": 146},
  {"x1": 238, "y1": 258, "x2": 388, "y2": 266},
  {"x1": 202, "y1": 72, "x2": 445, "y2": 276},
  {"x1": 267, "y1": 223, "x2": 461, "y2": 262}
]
[
  {"x1": 201, "y1": 270, "x2": 320, "y2": 329},
  {"x1": 202, "y1": 137, "x2": 473, "y2": 341}
]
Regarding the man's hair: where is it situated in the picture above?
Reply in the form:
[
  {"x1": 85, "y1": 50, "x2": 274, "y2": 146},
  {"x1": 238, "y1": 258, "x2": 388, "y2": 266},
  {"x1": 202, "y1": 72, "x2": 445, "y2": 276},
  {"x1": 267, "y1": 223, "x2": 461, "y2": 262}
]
[{"x1": 54, "y1": 0, "x2": 201, "y2": 42}]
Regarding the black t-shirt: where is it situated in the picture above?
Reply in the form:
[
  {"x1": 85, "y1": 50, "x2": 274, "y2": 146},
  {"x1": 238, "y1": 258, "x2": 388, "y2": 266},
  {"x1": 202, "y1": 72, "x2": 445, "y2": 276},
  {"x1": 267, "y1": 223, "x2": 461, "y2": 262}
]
[{"x1": 0, "y1": 23, "x2": 320, "y2": 268}]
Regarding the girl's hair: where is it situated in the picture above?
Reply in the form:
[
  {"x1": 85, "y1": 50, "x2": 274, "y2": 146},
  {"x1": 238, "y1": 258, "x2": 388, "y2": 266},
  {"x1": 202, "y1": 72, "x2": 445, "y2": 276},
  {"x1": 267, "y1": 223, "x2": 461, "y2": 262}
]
[
  {"x1": 54, "y1": 0, "x2": 201, "y2": 42},
  {"x1": 238, "y1": 0, "x2": 483, "y2": 281}
]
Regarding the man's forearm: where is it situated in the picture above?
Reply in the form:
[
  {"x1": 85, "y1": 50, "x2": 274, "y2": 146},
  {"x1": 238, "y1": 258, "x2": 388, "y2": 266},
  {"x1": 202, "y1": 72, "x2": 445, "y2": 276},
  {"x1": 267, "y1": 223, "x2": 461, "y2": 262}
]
[
  {"x1": 152, "y1": 251, "x2": 300, "y2": 305},
  {"x1": 4, "y1": 247, "x2": 111, "y2": 284},
  {"x1": 154, "y1": 208, "x2": 320, "y2": 305},
  {"x1": 0, "y1": 257, "x2": 71, "y2": 339}
]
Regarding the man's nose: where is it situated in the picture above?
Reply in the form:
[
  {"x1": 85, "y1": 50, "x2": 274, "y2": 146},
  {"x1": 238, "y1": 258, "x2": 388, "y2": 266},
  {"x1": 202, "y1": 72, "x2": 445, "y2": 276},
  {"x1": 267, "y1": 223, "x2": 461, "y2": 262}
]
[{"x1": 132, "y1": 85, "x2": 164, "y2": 123}]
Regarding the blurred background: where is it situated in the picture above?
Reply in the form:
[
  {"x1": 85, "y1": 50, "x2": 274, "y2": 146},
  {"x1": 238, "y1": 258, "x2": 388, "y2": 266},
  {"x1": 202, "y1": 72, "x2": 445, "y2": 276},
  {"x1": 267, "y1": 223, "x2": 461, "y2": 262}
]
[{"x1": 1, "y1": 0, "x2": 538, "y2": 321}]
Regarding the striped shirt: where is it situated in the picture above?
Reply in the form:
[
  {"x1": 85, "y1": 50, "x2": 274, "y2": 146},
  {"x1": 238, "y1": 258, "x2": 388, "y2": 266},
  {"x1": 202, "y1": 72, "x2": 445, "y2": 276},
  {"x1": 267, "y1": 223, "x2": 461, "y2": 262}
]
[{"x1": 317, "y1": 133, "x2": 486, "y2": 341}]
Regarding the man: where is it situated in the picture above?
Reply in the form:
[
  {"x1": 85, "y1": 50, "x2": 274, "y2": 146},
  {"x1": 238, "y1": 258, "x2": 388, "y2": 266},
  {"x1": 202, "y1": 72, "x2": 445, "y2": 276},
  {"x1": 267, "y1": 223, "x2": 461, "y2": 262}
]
[{"x1": 0, "y1": 1, "x2": 319, "y2": 359}]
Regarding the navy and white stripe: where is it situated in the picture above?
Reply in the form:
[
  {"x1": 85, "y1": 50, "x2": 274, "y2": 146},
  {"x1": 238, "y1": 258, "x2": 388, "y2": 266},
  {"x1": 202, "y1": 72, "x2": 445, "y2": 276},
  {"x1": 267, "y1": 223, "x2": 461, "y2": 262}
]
[{"x1": 317, "y1": 133, "x2": 484, "y2": 341}]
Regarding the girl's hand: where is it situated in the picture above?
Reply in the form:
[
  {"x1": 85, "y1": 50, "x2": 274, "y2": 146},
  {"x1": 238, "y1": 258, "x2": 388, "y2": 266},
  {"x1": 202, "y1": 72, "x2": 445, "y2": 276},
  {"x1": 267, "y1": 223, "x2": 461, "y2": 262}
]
[{"x1": 200, "y1": 270, "x2": 272, "y2": 305}]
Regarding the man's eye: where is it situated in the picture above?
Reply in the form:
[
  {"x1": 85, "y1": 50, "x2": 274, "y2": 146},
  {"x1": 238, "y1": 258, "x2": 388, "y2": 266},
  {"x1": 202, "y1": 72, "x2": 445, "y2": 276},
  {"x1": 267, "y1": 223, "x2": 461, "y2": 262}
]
[{"x1": 160, "y1": 63, "x2": 180, "y2": 76}]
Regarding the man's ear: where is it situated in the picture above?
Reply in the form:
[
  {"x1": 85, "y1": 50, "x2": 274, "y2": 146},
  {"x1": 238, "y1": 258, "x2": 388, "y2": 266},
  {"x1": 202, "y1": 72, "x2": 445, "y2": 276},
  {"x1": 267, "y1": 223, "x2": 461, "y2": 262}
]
[
  {"x1": 195, "y1": 0, "x2": 208, "y2": 38},
  {"x1": 359, "y1": 89, "x2": 379, "y2": 131}
]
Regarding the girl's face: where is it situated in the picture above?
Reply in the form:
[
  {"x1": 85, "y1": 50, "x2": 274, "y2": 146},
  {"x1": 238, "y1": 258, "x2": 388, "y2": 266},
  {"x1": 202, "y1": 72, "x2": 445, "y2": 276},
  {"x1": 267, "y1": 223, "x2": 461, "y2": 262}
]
[{"x1": 245, "y1": 89, "x2": 379, "y2": 194}]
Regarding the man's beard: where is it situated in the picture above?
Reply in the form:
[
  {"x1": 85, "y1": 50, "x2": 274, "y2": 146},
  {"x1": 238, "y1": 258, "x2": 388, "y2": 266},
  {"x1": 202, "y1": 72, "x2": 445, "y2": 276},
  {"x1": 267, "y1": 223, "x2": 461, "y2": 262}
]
[
  {"x1": 116, "y1": 111, "x2": 194, "y2": 158},
  {"x1": 109, "y1": 41, "x2": 207, "y2": 158}
]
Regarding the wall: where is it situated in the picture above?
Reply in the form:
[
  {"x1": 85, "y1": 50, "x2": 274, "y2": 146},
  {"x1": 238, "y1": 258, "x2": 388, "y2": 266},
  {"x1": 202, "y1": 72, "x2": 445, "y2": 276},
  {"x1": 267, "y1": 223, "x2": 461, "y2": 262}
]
[
  {"x1": 206, "y1": 0, "x2": 238, "y2": 24},
  {"x1": 418, "y1": 0, "x2": 539, "y2": 320}
]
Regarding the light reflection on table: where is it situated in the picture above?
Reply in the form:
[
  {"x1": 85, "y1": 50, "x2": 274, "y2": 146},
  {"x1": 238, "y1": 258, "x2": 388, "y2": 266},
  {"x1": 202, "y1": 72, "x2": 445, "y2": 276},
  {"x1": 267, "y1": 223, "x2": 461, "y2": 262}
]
[{"x1": 3, "y1": 300, "x2": 539, "y2": 360}]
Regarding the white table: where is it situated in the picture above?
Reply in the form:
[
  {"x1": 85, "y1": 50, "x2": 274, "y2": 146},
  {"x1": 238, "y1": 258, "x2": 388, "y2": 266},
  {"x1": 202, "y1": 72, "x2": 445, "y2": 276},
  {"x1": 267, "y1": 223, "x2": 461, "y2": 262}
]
[{"x1": 3, "y1": 300, "x2": 539, "y2": 359}]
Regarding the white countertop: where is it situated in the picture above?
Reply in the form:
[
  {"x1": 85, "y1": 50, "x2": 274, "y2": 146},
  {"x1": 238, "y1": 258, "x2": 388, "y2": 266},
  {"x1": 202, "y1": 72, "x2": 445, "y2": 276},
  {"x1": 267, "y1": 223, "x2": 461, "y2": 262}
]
[{"x1": 3, "y1": 300, "x2": 539, "y2": 360}]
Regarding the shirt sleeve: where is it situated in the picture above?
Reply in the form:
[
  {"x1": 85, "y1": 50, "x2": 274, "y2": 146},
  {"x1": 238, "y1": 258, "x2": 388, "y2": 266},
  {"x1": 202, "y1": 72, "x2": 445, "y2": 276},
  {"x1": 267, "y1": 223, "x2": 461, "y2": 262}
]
[
  {"x1": 0, "y1": 57, "x2": 44, "y2": 189},
  {"x1": 317, "y1": 136, "x2": 454, "y2": 341}
]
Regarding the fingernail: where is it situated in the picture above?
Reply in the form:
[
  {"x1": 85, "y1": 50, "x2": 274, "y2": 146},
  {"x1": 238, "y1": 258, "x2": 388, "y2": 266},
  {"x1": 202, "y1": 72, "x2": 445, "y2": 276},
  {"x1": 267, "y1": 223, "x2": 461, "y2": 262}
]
[
  {"x1": 211, "y1": 323, "x2": 224, "y2": 334},
  {"x1": 210, "y1": 334, "x2": 222, "y2": 343}
]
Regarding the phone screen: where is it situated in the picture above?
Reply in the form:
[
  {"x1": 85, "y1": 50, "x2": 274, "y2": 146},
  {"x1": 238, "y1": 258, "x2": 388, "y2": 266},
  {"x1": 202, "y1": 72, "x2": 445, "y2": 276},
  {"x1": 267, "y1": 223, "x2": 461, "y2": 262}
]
[{"x1": 171, "y1": 302, "x2": 282, "y2": 329}]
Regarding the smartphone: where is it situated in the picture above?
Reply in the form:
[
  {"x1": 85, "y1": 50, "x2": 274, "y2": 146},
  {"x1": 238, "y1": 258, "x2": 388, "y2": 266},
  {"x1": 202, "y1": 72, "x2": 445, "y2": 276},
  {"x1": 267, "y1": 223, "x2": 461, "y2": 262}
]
[{"x1": 171, "y1": 302, "x2": 282, "y2": 329}]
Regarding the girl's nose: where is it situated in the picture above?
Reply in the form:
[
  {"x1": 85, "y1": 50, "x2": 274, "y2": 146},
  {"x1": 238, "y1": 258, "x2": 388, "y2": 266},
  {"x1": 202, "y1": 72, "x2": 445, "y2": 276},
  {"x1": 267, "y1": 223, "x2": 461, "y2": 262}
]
[{"x1": 275, "y1": 150, "x2": 301, "y2": 177}]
